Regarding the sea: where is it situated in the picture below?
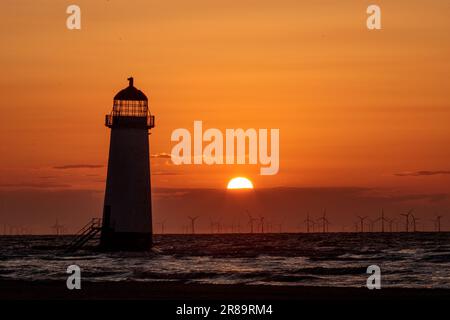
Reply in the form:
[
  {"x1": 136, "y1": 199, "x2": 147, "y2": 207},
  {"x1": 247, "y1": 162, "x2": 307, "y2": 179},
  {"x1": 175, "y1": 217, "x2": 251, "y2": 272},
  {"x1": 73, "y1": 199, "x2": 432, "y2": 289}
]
[{"x1": 1, "y1": 233, "x2": 449, "y2": 288}]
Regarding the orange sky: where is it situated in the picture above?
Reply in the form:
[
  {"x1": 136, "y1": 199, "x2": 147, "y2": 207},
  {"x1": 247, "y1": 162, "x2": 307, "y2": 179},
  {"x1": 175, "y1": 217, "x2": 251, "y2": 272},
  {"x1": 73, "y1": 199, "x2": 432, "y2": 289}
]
[{"x1": 0, "y1": 1, "x2": 449, "y2": 232}]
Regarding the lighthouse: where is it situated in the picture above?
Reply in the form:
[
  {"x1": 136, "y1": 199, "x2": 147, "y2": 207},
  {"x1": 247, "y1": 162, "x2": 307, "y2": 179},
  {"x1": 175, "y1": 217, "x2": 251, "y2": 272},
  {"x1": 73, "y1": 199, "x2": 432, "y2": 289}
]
[{"x1": 100, "y1": 77, "x2": 155, "y2": 251}]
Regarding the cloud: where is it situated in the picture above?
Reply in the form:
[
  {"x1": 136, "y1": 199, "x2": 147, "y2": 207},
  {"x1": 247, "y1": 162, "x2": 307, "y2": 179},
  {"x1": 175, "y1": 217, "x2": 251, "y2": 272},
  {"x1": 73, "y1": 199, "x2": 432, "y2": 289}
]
[
  {"x1": 0, "y1": 182, "x2": 72, "y2": 189},
  {"x1": 153, "y1": 189, "x2": 190, "y2": 198},
  {"x1": 151, "y1": 153, "x2": 171, "y2": 159},
  {"x1": 394, "y1": 170, "x2": 450, "y2": 177},
  {"x1": 152, "y1": 171, "x2": 180, "y2": 176},
  {"x1": 53, "y1": 164, "x2": 104, "y2": 170}
]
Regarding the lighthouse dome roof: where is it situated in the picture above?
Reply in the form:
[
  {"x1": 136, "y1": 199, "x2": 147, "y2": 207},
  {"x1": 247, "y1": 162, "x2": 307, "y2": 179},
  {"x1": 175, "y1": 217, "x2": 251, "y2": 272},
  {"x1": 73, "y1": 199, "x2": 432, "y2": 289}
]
[{"x1": 113, "y1": 77, "x2": 148, "y2": 101}]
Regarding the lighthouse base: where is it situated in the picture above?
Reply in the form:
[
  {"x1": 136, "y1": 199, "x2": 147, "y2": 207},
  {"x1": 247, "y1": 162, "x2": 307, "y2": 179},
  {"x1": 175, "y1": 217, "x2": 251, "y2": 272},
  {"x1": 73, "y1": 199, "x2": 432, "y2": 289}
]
[{"x1": 100, "y1": 231, "x2": 152, "y2": 251}]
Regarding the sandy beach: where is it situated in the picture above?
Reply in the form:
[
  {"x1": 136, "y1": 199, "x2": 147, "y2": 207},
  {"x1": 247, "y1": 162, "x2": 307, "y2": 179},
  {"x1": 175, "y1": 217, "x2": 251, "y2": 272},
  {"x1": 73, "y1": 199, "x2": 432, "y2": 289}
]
[{"x1": 1, "y1": 280, "x2": 449, "y2": 300}]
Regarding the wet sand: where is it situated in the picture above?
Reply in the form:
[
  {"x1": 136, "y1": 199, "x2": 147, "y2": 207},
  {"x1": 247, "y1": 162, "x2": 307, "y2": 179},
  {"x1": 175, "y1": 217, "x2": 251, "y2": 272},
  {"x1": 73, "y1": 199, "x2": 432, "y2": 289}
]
[{"x1": 1, "y1": 280, "x2": 449, "y2": 300}]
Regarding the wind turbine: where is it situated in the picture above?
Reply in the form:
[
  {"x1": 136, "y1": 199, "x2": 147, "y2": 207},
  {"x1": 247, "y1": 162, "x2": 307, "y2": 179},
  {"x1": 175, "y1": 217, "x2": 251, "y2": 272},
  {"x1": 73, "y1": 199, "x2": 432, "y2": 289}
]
[
  {"x1": 357, "y1": 216, "x2": 368, "y2": 233},
  {"x1": 304, "y1": 212, "x2": 313, "y2": 233},
  {"x1": 317, "y1": 209, "x2": 330, "y2": 233},
  {"x1": 187, "y1": 216, "x2": 199, "y2": 234},
  {"x1": 410, "y1": 213, "x2": 419, "y2": 232},
  {"x1": 157, "y1": 220, "x2": 167, "y2": 234},
  {"x1": 259, "y1": 216, "x2": 265, "y2": 233},
  {"x1": 51, "y1": 219, "x2": 64, "y2": 236},
  {"x1": 433, "y1": 215, "x2": 443, "y2": 232},
  {"x1": 400, "y1": 209, "x2": 413, "y2": 232},
  {"x1": 247, "y1": 210, "x2": 257, "y2": 234},
  {"x1": 374, "y1": 209, "x2": 389, "y2": 232}
]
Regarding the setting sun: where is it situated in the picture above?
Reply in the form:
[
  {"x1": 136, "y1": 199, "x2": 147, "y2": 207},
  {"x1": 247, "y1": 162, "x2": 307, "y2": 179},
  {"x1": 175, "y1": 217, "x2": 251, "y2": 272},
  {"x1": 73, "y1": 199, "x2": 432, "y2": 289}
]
[{"x1": 227, "y1": 177, "x2": 254, "y2": 189}]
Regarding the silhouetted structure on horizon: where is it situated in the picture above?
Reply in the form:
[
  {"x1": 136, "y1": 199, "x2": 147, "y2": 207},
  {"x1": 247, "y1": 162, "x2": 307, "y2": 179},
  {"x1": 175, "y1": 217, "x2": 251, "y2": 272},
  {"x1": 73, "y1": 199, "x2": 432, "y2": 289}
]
[
  {"x1": 374, "y1": 209, "x2": 389, "y2": 232},
  {"x1": 400, "y1": 209, "x2": 414, "y2": 232},
  {"x1": 304, "y1": 213, "x2": 313, "y2": 233},
  {"x1": 51, "y1": 219, "x2": 64, "y2": 236},
  {"x1": 433, "y1": 215, "x2": 443, "y2": 232},
  {"x1": 259, "y1": 216, "x2": 265, "y2": 233},
  {"x1": 317, "y1": 209, "x2": 330, "y2": 233},
  {"x1": 101, "y1": 77, "x2": 155, "y2": 250},
  {"x1": 357, "y1": 216, "x2": 368, "y2": 233},
  {"x1": 410, "y1": 213, "x2": 419, "y2": 232},
  {"x1": 157, "y1": 220, "x2": 166, "y2": 234},
  {"x1": 188, "y1": 216, "x2": 199, "y2": 234},
  {"x1": 247, "y1": 210, "x2": 257, "y2": 234}
]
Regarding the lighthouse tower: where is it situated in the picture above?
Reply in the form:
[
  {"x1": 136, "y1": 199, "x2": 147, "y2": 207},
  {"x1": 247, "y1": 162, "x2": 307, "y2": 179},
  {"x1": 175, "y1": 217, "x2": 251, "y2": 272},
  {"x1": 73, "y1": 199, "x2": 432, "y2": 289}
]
[{"x1": 101, "y1": 77, "x2": 155, "y2": 251}]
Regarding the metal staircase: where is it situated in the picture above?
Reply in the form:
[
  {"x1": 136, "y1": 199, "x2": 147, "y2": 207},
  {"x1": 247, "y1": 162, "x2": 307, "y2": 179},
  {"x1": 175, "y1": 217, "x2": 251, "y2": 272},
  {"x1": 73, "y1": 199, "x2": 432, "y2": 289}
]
[{"x1": 65, "y1": 218, "x2": 102, "y2": 253}]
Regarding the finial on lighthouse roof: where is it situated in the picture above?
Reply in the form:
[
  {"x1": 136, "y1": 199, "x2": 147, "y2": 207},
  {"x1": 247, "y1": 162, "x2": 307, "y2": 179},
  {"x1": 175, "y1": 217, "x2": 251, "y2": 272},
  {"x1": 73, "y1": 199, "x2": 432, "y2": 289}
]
[
  {"x1": 113, "y1": 77, "x2": 147, "y2": 101},
  {"x1": 128, "y1": 77, "x2": 134, "y2": 87}
]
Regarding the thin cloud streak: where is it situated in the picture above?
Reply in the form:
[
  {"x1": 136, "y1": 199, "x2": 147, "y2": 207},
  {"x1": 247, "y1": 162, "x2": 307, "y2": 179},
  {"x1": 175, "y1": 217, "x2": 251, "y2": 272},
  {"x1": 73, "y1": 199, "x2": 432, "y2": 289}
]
[
  {"x1": 153, "y1": 171, "x2": 181, "y2": 176},
  {"x1": 53, "y1": 164, "x2": 104, "y2": 170},
  {"x1": 394, "y1": 170, "x2": 450, "y2": 177},
  {"x1": 0, "y1": 182, "x2": 72, "y2": 189}
]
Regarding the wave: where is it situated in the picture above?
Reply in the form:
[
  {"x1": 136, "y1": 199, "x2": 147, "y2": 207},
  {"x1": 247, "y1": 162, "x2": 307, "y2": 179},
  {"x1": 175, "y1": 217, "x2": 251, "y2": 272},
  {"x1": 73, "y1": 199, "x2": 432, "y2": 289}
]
[{"x1": 1, "y1": 233, "x2": 450, "y2": 288}]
